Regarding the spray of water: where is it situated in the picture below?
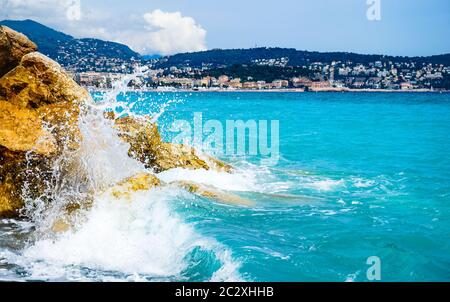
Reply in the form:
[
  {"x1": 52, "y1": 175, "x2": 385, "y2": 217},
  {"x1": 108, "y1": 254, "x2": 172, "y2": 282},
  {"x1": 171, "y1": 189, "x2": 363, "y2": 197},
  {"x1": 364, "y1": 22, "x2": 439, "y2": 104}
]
[{"x1": 1, "y1": 68, "x2": 243, "y2": 281}]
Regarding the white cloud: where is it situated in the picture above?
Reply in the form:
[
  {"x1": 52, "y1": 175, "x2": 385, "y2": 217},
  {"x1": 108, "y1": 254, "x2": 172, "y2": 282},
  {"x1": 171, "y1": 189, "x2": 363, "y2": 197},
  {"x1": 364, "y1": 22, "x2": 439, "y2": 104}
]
[
  {"x1": 142, "y1": 9, "x2": 207, "y2": 55},
  {"x1": 107, "y1": 10, "x2": 207, "y2": 55},
  {"x1": 2, "y1": 0, "x2": 82, "y2": 21},
  {"x1": 1, "y1": 2, "x2": 208, "y2": 55}
]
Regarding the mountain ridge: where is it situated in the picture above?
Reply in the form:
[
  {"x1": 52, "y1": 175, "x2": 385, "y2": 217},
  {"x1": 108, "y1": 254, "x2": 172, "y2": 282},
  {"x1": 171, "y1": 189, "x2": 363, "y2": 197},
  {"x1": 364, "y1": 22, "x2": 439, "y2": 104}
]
[
  {"x1": 0, "y1": 19, "x2": 141, "y2": 72},
  {"x1": 1, "y1": 19, "x2": 449, "y2": 72},
  {"x1": 157, "y1": 47, "x2": 450, "y2": 68}
]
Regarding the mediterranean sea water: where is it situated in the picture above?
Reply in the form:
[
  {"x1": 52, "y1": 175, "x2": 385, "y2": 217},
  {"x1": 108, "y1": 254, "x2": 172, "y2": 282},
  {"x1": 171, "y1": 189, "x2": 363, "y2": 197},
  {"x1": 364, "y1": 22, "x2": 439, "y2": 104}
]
[{"x1": 1, "y1": 92, "x2": 449, "y2": 281}]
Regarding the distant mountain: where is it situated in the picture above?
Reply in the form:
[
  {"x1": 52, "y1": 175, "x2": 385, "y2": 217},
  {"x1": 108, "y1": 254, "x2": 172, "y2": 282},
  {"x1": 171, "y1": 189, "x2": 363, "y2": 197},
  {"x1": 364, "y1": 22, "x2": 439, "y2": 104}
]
[
  {"x1": 2, "y1": 19, "x2": 449, "y2": 74},
  {"x1": 157, "y1": 47, "x2": 450, "y2": 68},
  {"x1": 0, "y1": 19, "x2": 72, "y2": 57},
  {"x1": 0, "y1": 19, "x2": 141, "y2": 72}
]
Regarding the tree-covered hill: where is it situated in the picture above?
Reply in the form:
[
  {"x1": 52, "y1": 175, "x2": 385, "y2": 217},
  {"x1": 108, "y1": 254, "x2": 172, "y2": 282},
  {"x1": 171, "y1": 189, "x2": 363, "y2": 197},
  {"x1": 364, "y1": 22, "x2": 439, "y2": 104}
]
[
  {"x1": 0, "y1": 19, "x2": 141, "y2": 71},
  {"x1": 157, "y1": 47, "x2": 450, "y2": 68}
]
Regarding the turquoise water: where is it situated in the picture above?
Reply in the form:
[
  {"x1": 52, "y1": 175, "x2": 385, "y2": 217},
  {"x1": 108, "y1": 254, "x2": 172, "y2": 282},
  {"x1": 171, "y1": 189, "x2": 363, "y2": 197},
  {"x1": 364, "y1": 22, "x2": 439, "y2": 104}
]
[
  {"x1": 145, "y1": 92, "x2": 450, "y2": 281},
  {"x1": 1, "y1": 92, "x2": 449, "y2": 281}
]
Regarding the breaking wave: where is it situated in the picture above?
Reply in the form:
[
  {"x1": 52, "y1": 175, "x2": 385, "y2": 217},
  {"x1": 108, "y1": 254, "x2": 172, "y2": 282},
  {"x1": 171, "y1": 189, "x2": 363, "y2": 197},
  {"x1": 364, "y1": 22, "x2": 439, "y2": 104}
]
[{"x1": 0, "y1": 70, "x2": 243, "y2": 282}]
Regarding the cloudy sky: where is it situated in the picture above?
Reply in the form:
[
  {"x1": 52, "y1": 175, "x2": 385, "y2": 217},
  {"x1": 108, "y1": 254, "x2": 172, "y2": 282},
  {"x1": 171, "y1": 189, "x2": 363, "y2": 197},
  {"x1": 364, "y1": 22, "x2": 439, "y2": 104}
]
[{"x1": 1, "y1": 0, "x2": 449, "y2": 56}]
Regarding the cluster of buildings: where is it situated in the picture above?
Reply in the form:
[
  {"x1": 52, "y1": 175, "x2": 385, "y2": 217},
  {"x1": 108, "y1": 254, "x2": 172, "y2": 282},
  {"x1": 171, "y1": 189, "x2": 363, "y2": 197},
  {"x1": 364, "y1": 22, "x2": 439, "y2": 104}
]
[
  {"x1": 64, "y1": 56, "x2": 141, "y2": 74},
  {"x1": 154, "y1": 75, "x2": 290, "y2": 90},
  {"x1": 307, "y1": 60, "x2": 449, "y2": 90},
  {"x1": 74, "y1": 71, "x2": 292, "y2": 91},
  {"x1": 72, "y1": 58, "x2": 449, "y2": 92},
  {"x1": 55, "y1": 40, "x2": 142, "y2": 74},
  {"x1": 73, "y1": 72, "x2": 124, "y2": 88}
]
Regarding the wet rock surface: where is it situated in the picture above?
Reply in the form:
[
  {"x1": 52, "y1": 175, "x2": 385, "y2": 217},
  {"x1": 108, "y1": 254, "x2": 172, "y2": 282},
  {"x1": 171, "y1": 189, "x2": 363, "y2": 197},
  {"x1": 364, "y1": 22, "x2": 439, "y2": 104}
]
[
  {"x1": 0, "y1": 26, "x2": 37, "y2": 78},
  {"x1": 0, "y1": 26, "x2": 91, "y2": 217},
  {"x1": 0, "y1": 26, "x2": 237, "y2": 219},
  {"x1": 113, "y1": 114, "x2": 233, "y2": 173}
]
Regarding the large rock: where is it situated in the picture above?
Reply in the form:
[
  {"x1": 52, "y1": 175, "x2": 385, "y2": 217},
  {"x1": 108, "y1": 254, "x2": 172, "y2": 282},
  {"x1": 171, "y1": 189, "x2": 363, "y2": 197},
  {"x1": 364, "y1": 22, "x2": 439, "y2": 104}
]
[
  {"x1": 0, "y1": 101, "x2": 57, "y2": 155},
  {"x1": 0, "y1": 26, "x2": 37, "y2": 78},
  {"x1": 0, "y1": 145, "x2": 50, "y2": 218},
  {"x1": 0, "y1": 26, "x2": 234, "y2": 218},
  {"x1": 112, "y1": 115, "x2": 233, "y2": 173},
  {"x1": 0, "y1": 52, "x2": 91, "y2": 151},
  {"x1": 0, "y1": 39, "x2": 91, "y2": 217},
  {"x1": 0, "y1": 172, "x2": 22, "y2": 218},
  {"x1": 108, "y1": 172, "x2": 161, "y2": 200},
  {"x1": 0, "y1": 52, "x2": 90, "y2": 108}
]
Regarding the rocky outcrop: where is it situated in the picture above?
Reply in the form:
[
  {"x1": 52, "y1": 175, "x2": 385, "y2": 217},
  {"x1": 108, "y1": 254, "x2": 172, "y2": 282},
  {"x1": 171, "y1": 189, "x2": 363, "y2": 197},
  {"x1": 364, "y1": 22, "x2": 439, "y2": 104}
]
[
  {"x1": 105, "y1": 173, "x2": 251, "y2": 206},
  {"x1": 0, "y1": 26, "x2": 91, "y2": 217},
  {"x1": 0, "y1": 170, "x2": 23, "y2": 218},
  {"x1": 0, "y1": 26, "x2": 37, "y2": 77},
  {"x1": 0, "y1": 101, "x2": 57, "y2": 155},
  {"x1": 112, "y1": 114, "x2": 233, "y2": 173},
  {"x1": 108, "y1": 172, "x2": 161, "y2": 200},
  {"x1": 173, "y1": 181, "x2": 254, "y2": 206},
  {"x1": 0, "y1": 51, "x2": 89, "y2": 107},
  {"x1": 0, "y1": 26, "x2": 237, "y2": 219},
  {"x1": 0, "y1": 52, "x2": 91, "y2": 151}
]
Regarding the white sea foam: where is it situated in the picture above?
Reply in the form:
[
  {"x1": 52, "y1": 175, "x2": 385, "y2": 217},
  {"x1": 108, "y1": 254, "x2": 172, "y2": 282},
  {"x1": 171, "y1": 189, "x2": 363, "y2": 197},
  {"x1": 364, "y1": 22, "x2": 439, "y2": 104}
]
[
  {"x1": 158, "y1": 168, "x2": 261, "y2": 192},
  {"x1": 351, "y1": 177, "x2": 376, "y2": 188},
  {"x1": 4, "y1": 71, "x2": 243, "y2": 282},
  {"x1": 157, "y1": 159, "x2": 295, "y2": 196},
  {"x1": 16, "y1": 187, "x2": 242, "y2": 281},
  {"x1": 303, "y1": 179, "x2": 345, "y2": 192}
]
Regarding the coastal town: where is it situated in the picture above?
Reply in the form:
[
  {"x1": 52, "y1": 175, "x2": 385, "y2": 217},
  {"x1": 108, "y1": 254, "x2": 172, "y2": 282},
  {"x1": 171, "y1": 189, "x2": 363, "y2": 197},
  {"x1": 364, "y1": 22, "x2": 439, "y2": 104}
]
[
  {"x1": 1, "y1": 20, "x2": 448, "y2": 92},
  {"x1": 70, "y1": 57, "x2": 450, "y2": 92}
]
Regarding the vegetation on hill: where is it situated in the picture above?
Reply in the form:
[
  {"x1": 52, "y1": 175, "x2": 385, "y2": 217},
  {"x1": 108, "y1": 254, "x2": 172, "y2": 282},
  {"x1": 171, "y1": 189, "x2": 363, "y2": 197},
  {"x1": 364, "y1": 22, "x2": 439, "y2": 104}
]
[
  {"x1": 203, "y1": 64, "x2": 312, "y2": 82},
  {"x1": 157, "y1": 48, "x2": 450, "y2": 68},
  {"x1": 0, "y1": 19, "x2": 141, "y2": 66}
]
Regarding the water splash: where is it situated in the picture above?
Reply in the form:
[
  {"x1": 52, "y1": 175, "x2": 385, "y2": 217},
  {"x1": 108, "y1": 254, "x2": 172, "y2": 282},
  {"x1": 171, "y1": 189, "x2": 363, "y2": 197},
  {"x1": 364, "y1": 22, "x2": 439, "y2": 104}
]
[
  {"x1": 2, "y1": 67, "x2": 243, "y2": 281},
  {"x1": 92, "y1": 66, "x2": 150, "y2": 118}
]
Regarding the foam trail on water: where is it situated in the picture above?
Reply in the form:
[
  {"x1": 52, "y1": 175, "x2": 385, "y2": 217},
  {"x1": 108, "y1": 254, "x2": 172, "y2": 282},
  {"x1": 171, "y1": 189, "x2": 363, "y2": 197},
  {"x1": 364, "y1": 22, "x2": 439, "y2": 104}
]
[
  {"x1": 303, "y1": 179, "x2": 345, "y2": 192},
  {"x1": 159, "y1": 168, "x2": 262, "y2": 192},
  {"x1": 158, "y1": 162, "x2": 294, "y2": 194}
]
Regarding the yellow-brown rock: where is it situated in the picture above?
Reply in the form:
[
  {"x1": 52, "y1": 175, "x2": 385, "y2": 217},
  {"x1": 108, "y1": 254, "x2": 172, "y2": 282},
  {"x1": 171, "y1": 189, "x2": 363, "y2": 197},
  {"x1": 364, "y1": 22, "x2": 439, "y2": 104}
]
[
  {"x1": 113, "y1": 115, "x2": 233, "y2": 173},
  {"x1": 0, "y1": 144, "x2": 57, "y2": 218},
  {"x1": 0, "y1": 26, "x2": 37, "y2": 77},
  {"x1": 155, "y1": 142, "x2": 211, "y2": 172},
  {"x1": 173, "y1": 181, "x2": 254, "y2": 207},
  {"x1": 108, "y1": 172, "x2": 161, "y2": 200},
  {"x1": 0, "y1": 26, "x2": 238, "y2": 218},
  {"x1": 0, "y1": 33, "x2": 92, "y2": 217},
  {"x1": 113, "y1": 115, "x2": 162, "y2": 166},
  {"x1": 0, "y1": 52, "x2": 91, "y2": 150},
  {"x1": 0, "y1": 130, "x2": 41, "y2": 216},
  {"x1": 0, "y1": 101, "x2": 57, "y2": 155},
  {"x1": 0, "y1": 52, "x2": 90, "y2": 109},
  {"x1": 51, "y1": 218, "x2": 72, "y2": 233},
  {"x1": 0, "y1": 177, "x2": 23, "y2": 218}
]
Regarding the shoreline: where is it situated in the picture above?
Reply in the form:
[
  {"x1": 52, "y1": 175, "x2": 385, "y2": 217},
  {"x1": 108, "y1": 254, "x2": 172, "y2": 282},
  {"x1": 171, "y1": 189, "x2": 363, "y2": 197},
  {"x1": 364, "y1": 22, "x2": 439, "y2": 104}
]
[{"x1": 88, "y1": 87, "x2": 450, "y2": 94}]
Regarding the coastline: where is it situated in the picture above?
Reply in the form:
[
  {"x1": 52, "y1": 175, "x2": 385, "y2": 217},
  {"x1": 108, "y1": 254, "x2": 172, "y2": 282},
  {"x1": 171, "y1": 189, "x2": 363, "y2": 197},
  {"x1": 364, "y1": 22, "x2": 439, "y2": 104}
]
[{"x1": 88, "y1": 87, "x2": 450, "y2": 94}]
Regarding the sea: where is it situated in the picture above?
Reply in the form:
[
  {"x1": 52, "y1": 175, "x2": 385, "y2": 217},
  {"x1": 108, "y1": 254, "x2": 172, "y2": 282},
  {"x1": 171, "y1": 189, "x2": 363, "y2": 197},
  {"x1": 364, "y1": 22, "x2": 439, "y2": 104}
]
[{"x1": 1, "y1": 91, "x2": 449, "y2": 282}]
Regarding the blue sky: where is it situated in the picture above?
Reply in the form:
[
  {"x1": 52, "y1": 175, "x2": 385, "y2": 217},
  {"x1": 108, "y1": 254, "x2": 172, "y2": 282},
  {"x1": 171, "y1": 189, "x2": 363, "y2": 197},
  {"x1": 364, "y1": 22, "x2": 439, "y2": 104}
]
[{"x1": 2, "y1": 0, "x2": 450, "y2": 56}]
